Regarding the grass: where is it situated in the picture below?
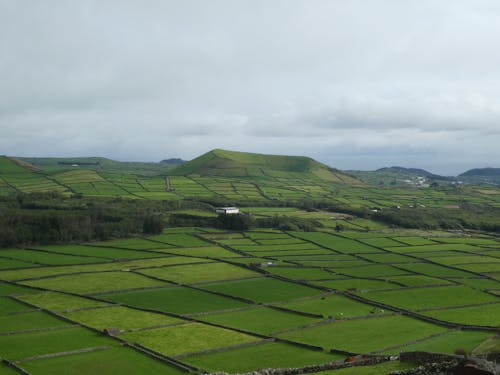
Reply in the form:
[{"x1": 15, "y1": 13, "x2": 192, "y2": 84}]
[
  {"x1": 157, "y1": 246, "x2": 239, "y2": 258},
  {"x1": 137, "y1": 262, "x2": 259, "y2": 284},
  {"x1": 279, "y1": 315, "x2": 447, "y2": 353},
  {"x1": 0, "y1": 249, "x2": 109, "y2": 266},
  {"x1": 34, "y1": 245, "x2": 166, "y2": 260},
  {"x1": 276, "y1": 294, "x2": 387, "y2": 319},
  {"x1": 0, "y1": 327, "x2": 115, "y2": 361},
  {"x1": 422, "y1": 303, "x2": 500, "y2": 327},
  {"x1": 291, "y1": 232, "x2": 378, "y2": 254},
  {"x1": 0, "y1": 310, "x2": 70, "y2": 333},
  {"x1": 183, "y1": 341, "x2": 343, "y2": 372},
  {"x1": 18, "y1": 291, "x2": 110, "y2": 312},
  {"x1": 19, "y1": 346, "x2": 184, "y2": 374},
  {"x1": 0, "y1": 296, "x2": 34, "y2": 314},
  {"x1": 122, "y1": 322, "x2": 259, "y2": 357},
  {"x1": 66, "y1": 306, "x2": 185, "y2": 331},
  {"x1": 311, "y1": 278, "x2": 399, "y2": 291},
  {"x1": 201, "y1": 277, "x2": 322, "y2": 303},
  {"x1": 100, "y1": 286, "x2": 250, "y2": 314},
  {"x1": 196, "y1": 306, "x2": 320, "y2": 334},
  {"x1": 20, "y1": 271, "x2": 168, "y2": 294},
  {"x1": 361, "y1": 285, "x2": 498, "y2": 311},
  {"x1": 266, "y1": 267, "x2": 337, "y2": 280},
  {"x1": 315, "y1": 361, "x2": 416, "y2": 374},
  {"x1": 384, "y1": 330, "x2": 493, "y2": 354},
  {"x1": 0, "y1": 282, "x2": 35, "y2": 296}
]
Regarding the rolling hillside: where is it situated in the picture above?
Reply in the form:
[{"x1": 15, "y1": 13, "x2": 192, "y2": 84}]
[{"x1": 170, "y1": 149, "x2": 362, "y2": 184}]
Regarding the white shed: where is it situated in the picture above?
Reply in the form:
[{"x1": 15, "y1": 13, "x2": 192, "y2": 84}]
[{"x1": 215, "y1": 207, "x2": 240, "y2": 214}]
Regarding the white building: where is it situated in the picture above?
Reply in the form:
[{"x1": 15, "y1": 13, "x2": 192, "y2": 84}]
[{"x1": 215, "y1": 207, "x2": 239, "y2": 214}]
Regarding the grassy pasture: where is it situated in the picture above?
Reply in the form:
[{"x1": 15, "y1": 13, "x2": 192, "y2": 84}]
[
  {"x1": 276, "y1": 294, "x2": 386, "y2": 319},
  {"x1": 157, "y1": 246, "x2": 239, "y2": 258},
  {"x1": 361, "y1": 285, "x2": 498, "y2": 311},
  {"x1": 18, "y1": 291, "x2": 110, "y2": 312},
  {"x1": 19, "y1": 346, "x2": 184, "y2": 375},
  {"x1": 358, "y1": 237, "x2": 406, "y2": 248},
  {"x1": 291, "y1": 232, "x2": 379, "y2": 253},
  {"x1": 0, "y1": 249, "x2": 108, "y2": 266},
  {"x1": 314, "y1": 361, "x2": 416, "y2": 374},
  {"x1": 0, "y1": 296, "x2": 34, "y2": 314},
  {"x1": 0, "y1": 258, "x2": 38, "y2": 270},
  {"x1": 196, "y1": 306, "x2": 320, "y2": 334},
  {"x1": 0, "y1": 256, "x2": 210, "y2": 282},
  {"x1": 122, "y1": 322, "x2": 259, "y2": 357},
  {"x1": 266, "y1": 267, "x2": 337, "y2": 280},
  {"x1": 20, "y1": 271, "x2": 168, "y2": 294},
  {"x1": 330, "y1": 264, "x2": 410, "y2": 278},
  {"x1": 0, "y1": 310, "x2": 70, "y2": 334},
  {"x1": 279, "y1": 315, "x2": 446, "y2": 353},
  {"x1": 137, "y1": 262, "x2": 259, "y2": 284},
  {"x1": 146, "y1": 233, "x2": 210, "y2": 247},
  {"x1": 183, "y1": 341, "x2": 343, "y2": 373},
  {"x1": 311, "y1": 278, "x2": 399, "y2": 291},
  {"x1": 384, "y1": 330, "x2": 493, "y2": 354},
  {"x1": 422, "y1": 303, "x2": 500, "y2": 327},
  {"x1": 100, "y1": 286, "x2": 250, "y2": 314},
  {"x1": 0, "y1": 282, "x2": 35, "y2": 296},
  {"x1": 67, "y1": 306, "x2": 186, "y2": 331},
  {"x1": 0, "y1": 327, "x2": 115, "y2": 361},
  {"x1": 33, "y1": 245, "x2": 166, "y2": 260},
  {"x1": 201, "y1": 277, "x2": 322, "y2": 303}
]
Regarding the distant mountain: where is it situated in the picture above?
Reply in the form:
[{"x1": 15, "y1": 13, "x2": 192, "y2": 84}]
[
  {"x1": 160, "y1": 158, "x2": 185, "y2": 165},
  {"x1": 376, "y1": 166, "x2": 451, "y2": 180},
  {"x1": 459, "y1": 168, "x2": 500, "y2": 177},
  {"x1": 458, "y1": 168, "x2": 500, "y2": 186},
  {"x1": 349, "y1": 166, "x2": 453, "y2": 187},
  {"x1": 170, "y1": 149, "x2": 362, "y2": 184},
  {"x1": 19, "y1": 157, "x2": 174, "y2": 175}
]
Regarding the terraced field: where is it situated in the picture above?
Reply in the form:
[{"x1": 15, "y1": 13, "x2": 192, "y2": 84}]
[{"x1": 0, "y1": 228, "x2": 498, "y2": 373}]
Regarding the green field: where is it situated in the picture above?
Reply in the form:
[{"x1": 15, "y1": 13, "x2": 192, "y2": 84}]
[{"x1": 1, "y1": 150, "x2": 499, "y2": 373}]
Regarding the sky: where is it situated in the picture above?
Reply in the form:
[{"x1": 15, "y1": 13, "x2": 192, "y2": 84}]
[{"x1": 1, "y1": 1, "x2": 500, "y2": 175}]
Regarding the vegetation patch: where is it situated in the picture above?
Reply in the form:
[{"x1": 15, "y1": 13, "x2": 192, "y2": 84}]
[
  {"x1": 183, "y1": 341, "x2": 343, "y2": 373},
  {"x1": 20, "y1": 271, "x2": 167, "y2": 295},
  {"x1": 122, "y1": 322, "x2": 259, "y2": 357},
  {"x1": 279, "y1": 315, "x2": 446, "y2": 353},
  {"x1": 100, "y1": 286, "x2": 250, "y2": 314}
]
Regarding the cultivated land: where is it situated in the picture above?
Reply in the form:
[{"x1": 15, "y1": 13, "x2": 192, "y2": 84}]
[{"x1": 0, "y1": 149, "x2": 499, "y2": 373}]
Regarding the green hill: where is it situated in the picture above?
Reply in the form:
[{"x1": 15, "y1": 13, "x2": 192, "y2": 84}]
[{"x1": 170, "y1": 149, "x2": 361, "y2": 183}]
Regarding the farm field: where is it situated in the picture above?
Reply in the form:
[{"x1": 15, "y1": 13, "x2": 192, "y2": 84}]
[
  {"x1": 0, "y1": 151, "x2": 499, "y2": 373},
  {"x1": 0, "y1": 227, "x2": 498, "y2": 373}
]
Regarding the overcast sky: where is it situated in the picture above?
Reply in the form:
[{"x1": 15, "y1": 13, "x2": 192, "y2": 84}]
[{"x1": 1, "y1": 1, "x2": 500, "y2": 175}]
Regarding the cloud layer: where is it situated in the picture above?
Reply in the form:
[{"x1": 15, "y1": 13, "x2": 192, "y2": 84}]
[{"x1": 1, "y1": 0, "x2": 500, "y2": 174}]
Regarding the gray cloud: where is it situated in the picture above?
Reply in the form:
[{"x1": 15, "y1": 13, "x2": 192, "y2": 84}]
[{"x1": 1, "y1": 0, "x2": 500, "y2": 174}]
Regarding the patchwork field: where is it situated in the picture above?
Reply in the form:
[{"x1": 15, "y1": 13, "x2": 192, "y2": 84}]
[{"x1": 0, "y1": 227, "x2": 498, "y2": 373}]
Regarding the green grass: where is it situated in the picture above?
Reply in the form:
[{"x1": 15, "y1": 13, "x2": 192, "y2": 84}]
[
  {"x1": 291, "y1": 232, "x2": 378, "y2": 254},
  {"x1": 18, "y1": 291, "x2": 110, "y2": 312},
  {"x1": 384, "y1": 330, "x2": 493, "y2": 354},
  {"x1": 183, "y1": 341, "x2": 343, "y2": 372},
  {"x1": 0, "y1": 249, "x2": 109, "y2": 266},
  {"x1": 0, "y1": 282, "x2": 35, "y2": 296},
  {"x1": 137, "y1": 262, "x2": 259, "y2": 284},
  {"x1": 156, "y1": 246, "x2": 238, "y2": 258},
  {"x1": 196, "y1": 306, "x2": 320, "y2": 334},
  {"x1": 276, "y1": 294, "x2": 387, "y2": 319},
  {"x1": 34, "y1": 245, "x2": 166, "y2": 260},
  {"x1": 122, "y1": 322, "x2": 259, "y2": 357},
  {"x1": 0, "y1": 296, "x2": 34, "y2": 314},
  {"x1": 0, "y1": 327, "x2": 115, "y2": 361},
  {"x1": 20, "y1": 271, "x2": 167, "y2": 294},
  {"x1": 266, "y1": 267, "x2": 337, "y2": 280},
  {"x1": 201, "y1": 277, "x2": 322, "y2": 303},
  {"x1": 422, "y1": 303, "x2": 500, "y2": 327},
  {"x1": 100, "y1": 286, "x2": 250, "y2": 314},
  {"x1": 311, "y1": 278, "x2": 398, "y2": 291},
  {"x1": 0, "y1": 310, "x2": 70, "y2": 333},
  {"x1": 279, "y1": 315, "x2": 446, "y2": 353},
  {"x1": 316, "y1": 361, "x2": 416, "y2": 374},
  {"x1": 19, "y1": 346, "x2": 184, "y2": 374},
  {"x1": 362, "y1": 286, "x2": 498, "y2": 311},
  {"x1": 67, "y1": 306, "x2": 185, "y2": 331},
  {"x1": 0, "y1": 258, "x2": 38, "y2": 270}
]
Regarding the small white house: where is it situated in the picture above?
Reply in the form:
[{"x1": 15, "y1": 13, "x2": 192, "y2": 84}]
[{"x1": 215, "y1": 207, "x2": 239, "y2": 215}]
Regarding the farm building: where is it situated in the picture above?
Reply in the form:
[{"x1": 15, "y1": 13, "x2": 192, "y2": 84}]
[{"x1": 215, "y1": 207, "x2": 239, "y2": 214}]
